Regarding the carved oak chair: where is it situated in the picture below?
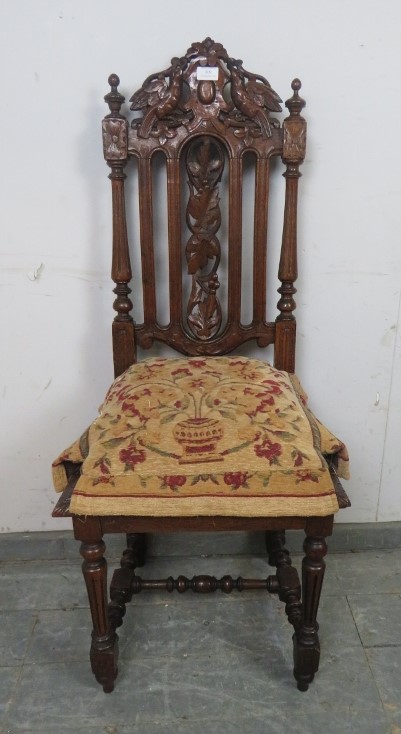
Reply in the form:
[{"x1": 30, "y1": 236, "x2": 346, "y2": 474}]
[{"x1": 52, "y1": 38, "x2": 350, "y2": 693}]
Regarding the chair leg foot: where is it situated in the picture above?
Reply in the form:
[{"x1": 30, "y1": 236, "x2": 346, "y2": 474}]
[
  {"x1": 90, "y1": 631, "x2": 119, "y2": 693},
  {"x1": 297, "y1": 680, "x2": 309, "y2": 693},
  {"x1": 293, "y1": 534, "x2": 327, "y2": 690},
  {"x1": 293, "y1": 629, "x2": 320, "y2": 691}
]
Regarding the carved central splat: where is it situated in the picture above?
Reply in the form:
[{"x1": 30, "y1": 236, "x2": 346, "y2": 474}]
[{"x1": 185, "y1": 136, "x2": 224, "y2": 340}]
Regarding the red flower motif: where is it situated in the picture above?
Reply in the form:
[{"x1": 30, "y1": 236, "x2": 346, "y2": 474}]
[
  {"x1": 174, "y1": 400, "x2": 182, "y2": 408},
  {"x1": 189, "y1": 379, "x2": 205, "y2": 388},
  {"x1": 162, "y1": 475, "x2": 187, "y2": 490},
  {"x1": 120, "y1": 397, "x2": 148, "y2": 422},
  {"x1": 246, "y1": 395, "x2": 275, "y2": 417},
  {"x1": 261, "y1": 380, "x2": 282, "y2": 395},
  {"x1": 254, "y1": 438, "x2": 282, "y2": 464},
  {"x1": 295, "y1": 470, "x2": 319, "y2": 483},
  {"x1": 93, "y1": 476, "x2": 111, "y2": 485},
  {"x1": 99, "y1": 460, "x2": 110, "y2": 474},
  {"x1": 294, "y1": 453, "x2": 303, "y2": 467},
  {"x1": 223, "y1": 472, "x2": 249, "y2": 489},
  {"x1": 119, "y1": 445, "x2": 146, "y2": 468},
  {"x1": 188, "y1": 359, "x2": 206, "y2": 368},
  {"x1": 171, "y1": 368, "x2": 192, "y2": 376},
  {"x1": 121, "y1": 401, "x2": 140, "y2": 417},
  {"x1": 94, "y1": 457, "x2": 111, "y2": 475}
]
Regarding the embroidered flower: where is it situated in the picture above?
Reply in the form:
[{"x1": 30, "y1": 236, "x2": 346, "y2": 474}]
[
  {"x1": 223, "y1": 471, "x2": 250, "y2": 489},
  {"x1": 261, "y1": 380, "x2": 282, "y2": 395},
  {"x1": 162, "y1": 475, "x2": 187, "y2": 490},
  {"x1": 295, "y1": 470, "x2": 319, "y2": 483},
  {"x1": 171, "y1": 367, "x2": 192, "y2": 376},
  {"x1": 189, "y1": 379, "x2": 205, "y2": 388},
  {"x1": 293, "y1": 452, "x2": 304, "y2": 467},
  {"x1": 188, "y1": 359, "x2": 207, "y2": 368},
  {"x1": 119, "y1": 445, "x2": 146, "y2": 469},
  {"x1": 95, "y1": 458, "x2": 111, "y2": 475},
  {"x1": 254, "y1": 438, "x2": 282, "y2": 465},
  {"x1": 92, "y1": 476, "x2": 111, "y2": 486}
]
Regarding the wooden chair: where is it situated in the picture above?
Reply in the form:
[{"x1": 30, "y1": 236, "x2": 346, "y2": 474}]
[{"x1": 52, "y1": 38, "x2": 350, "y2": 693}]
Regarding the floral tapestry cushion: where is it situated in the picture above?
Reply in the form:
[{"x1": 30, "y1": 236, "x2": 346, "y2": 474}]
[{"x1": 52, "y1": 356, "x2": 349, "y2": 517}]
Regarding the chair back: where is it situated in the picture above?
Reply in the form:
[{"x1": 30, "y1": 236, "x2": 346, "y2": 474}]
[{"x1": 102, "y1": 38, "x2": 306, "y2": 377}]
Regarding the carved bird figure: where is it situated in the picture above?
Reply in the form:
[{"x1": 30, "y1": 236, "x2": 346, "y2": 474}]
[
  {"x1": 130, "y1": 59, "x2": 184, "y2": 138},
  {"x1": 228, "y1": 62, "x2": 282, "y2": 137}
]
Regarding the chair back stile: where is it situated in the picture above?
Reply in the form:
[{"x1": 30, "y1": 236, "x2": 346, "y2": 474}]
[
  {"x1": 275, "y1": 79, "x2": 306, "y2": 372},
  {"x1": 103, "y1": 75, "x2": 135, "y2": 377}
]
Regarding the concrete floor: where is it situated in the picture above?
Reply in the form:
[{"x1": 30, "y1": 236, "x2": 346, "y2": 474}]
[{"x1": 1, "y1": 531, "x2": 401, "y2": 733}]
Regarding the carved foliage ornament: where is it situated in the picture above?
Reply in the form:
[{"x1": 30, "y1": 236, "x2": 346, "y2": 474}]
[
  {"x1": 185, "y1": 136, "x2": 224, "y2": 340},
  {"x1": 128, "y1": 37, "x2": 282, "y2": 142}
]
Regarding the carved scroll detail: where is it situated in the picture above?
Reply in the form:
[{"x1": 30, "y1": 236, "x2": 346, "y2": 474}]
[{"x1": 185, "y1": 137, "x2": 224, "y2": 340}]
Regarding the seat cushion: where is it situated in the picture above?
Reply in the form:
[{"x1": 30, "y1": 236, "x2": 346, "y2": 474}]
[{"x1": 52, "y1": 356, "x2": 349, "y2": 517}]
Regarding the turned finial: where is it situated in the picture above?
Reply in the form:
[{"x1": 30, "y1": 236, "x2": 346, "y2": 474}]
[
  {"x1": 104, "y1": 73, "x2": 125, "y2": 118},
  {"x1": 285, "y1": 78, "x2": 305, "y2": 117}
]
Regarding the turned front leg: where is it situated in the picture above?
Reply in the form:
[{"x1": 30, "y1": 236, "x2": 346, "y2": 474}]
[
  {"x1": 80, "y1": 539, "x2": 119, "y2": 693},
  {"x1": 293, "y1": 535, "x2": 327, "y2": 691}
]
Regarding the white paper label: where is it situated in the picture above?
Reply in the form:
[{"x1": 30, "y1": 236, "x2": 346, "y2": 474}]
[{"x1": 196, "y1": 67, "x2": 219, "y2": 81}]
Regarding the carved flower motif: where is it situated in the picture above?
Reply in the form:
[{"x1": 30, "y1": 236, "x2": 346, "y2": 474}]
[
  {"x1": 186, "y1": 38, "x2": 228, "y2": 63},
  {"x1": 151, "y1": 122, "x2": 178, "y2": 146}
]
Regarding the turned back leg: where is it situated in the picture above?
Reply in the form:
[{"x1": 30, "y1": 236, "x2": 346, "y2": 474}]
[
  {"x1": 121, "y1": 533, "x2": 147, "y2": 569},
  {"x1": 266, "y1": 530, "x2": 291, "y2": 567}
]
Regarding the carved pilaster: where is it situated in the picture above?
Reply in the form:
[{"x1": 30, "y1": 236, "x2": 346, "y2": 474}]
[{"x1": 103, "y1": 74, "x2": 136, "y2": 377}]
